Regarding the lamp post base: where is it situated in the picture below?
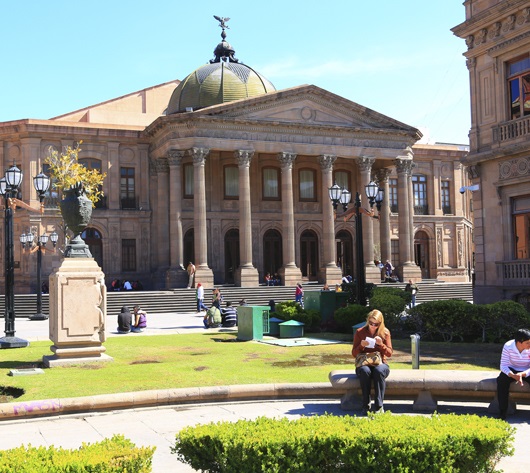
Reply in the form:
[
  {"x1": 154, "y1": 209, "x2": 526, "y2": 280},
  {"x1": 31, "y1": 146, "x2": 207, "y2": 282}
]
[
  {"x1": 28, "y1": 313, "x2": 49, "y2": 321},
  {"x1": 0, "y1": 336, "x2": 30, "y2": 349}
]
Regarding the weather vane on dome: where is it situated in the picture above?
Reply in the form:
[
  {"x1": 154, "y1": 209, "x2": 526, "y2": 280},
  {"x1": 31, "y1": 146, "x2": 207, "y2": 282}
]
[{"x1": 214, "y1": 15, "x2": 230, "y2": 40}]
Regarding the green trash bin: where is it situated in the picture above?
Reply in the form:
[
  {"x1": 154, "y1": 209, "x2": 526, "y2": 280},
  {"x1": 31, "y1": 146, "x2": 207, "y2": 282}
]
[
  {"x1": 279, "y1": 320, "x2": 305, "y2": 338},
  {"x1": 268, "y1": 317, "x2": 284, "y2": 337},
  {"x1": 237, "y1": 306, "x2": 270, "y2": 341}
]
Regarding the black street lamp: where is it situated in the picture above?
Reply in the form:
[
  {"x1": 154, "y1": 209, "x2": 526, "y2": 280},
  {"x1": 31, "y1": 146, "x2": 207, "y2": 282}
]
[
  {"x1": 329, "y1": 181, "x2": 384, "y2": 306},
  {"x1": 20, "y1": 230, "x2": 58, "y2": 320},
  {"x1": 0, "y1": 166, "x2": 50, "y2": 348}
]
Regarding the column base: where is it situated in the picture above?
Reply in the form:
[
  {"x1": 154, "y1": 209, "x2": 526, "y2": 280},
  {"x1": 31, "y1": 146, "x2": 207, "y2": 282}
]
[
  {"x1": 365, "y1": 264, "x2": 383, "y2": 284},
  {"x1": 235, "y1": 266, "x2": 259, "y2": 287},
  {"x1": 43, "y1": 352, "x2": 113, "y2": 368},
  {"x1": 319, "y1": 265, "x2": 343, "y2": 286},
  {"x1": 279, "y1": 265, "x2": 302, "y2": 287},
  {"x1": 165, "y1": 267, "x2": 188, "y2": 289},
  {"x1": 195, "y1": 266, "x2": 214, "y2": 288},
  {"x1": 397, "y1": 264, "x2": 422, "y2": 283}
]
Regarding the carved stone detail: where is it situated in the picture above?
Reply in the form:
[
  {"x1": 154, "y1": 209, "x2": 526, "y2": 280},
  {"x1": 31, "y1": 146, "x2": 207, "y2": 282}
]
[
  {"x1": 187, "y1": 147, "x2": 209, "y2": 166},
  {"x1": 499, "y1": 157, "x2": 530, "y2": 180},
  {"x1": 167, "y1": 150, "x2": 184, "y2": 166},
  {"x1": 277, "y1": 152, "x2": 297, "y2": 168},
  {"x1": 235, "y1": 150, "x2": 254, "y2": 167},
  {"x1": 318, "y1": 154, "x2": 337, "y2": 170},
  {"x1": 356, "y1": 156, "x2": 375, "y2": 172},
  {"x1": 395, "y1": 158, "x2": 414, "y2": 175}
]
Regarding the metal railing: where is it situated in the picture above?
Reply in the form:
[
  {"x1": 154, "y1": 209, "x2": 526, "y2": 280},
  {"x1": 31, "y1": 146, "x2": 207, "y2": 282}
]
[
  {"x1": 120, "y1": 196, "x2": 139, "y2": 210},
  {"x1": 414, "y1": 205, "x2": 429, "y2": 215}
]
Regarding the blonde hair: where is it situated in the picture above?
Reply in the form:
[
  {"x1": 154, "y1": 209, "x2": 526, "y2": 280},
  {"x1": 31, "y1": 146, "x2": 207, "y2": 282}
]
[{"x1": 364, "y1": 309, "x2": 388, "y2": 338}]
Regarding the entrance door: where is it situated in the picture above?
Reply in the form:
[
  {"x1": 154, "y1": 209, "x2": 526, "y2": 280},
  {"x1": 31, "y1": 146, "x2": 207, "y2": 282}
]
[
  {"x1": 414, "y1": 230, "x2": 430, "y2": 279},
  {"x1": 224, "y1": 229, "x2": 240, "y2": 284},
  {"x1": 300, "y1": 230, "x2": 318, "y2": 280},
  {"x1": 263, "y1": 229, "x2": 283, "y2": 279},
  {"x1": 336, "y1": 230, "x2": 353, "y2": 277},
  {"x1": 82, "y1": 227, "x2": 103, "y2": 270},
  {"x1": 183, "y1": 229, "x2": 194, "y2": 267}
]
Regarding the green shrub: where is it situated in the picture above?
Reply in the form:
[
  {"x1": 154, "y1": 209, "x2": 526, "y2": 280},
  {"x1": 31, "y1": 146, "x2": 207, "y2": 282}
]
[
  {"x1": 405, "y1": 300, "x2": 474, "y2": 341},
  {"x1": 172, "y1": 413, "x2": 514, "y2": 473},
  {"x1": 333, "y1": 304, "x2": 370, "y2": 333},
  {"x1": 0, "y1": 434, "x2": 155, "y2": 472},
  {"x1": 481, "y1": 300, "x2": 530, "y2": 342},
  {"x1": 369, "y1": 287, "x2": 409, "y2": 328},
  {"x1": 273, "y1": 301, "x2": 322, "y2": 332}
]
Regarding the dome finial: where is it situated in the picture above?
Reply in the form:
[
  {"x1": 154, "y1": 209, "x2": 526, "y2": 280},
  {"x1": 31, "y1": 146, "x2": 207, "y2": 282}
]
[{"x1": 211, "y1": 15, "x2": 239, "y2": 64}]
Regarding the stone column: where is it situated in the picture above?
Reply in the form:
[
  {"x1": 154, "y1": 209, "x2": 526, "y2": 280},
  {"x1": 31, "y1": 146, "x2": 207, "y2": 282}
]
[
  {"x1": 395, "y1": 155, "x2": 422, "y2": 282},
  {"x1": 153, "y1": 158, "x2": 170, "y2": 277},
  {"x1": 277, "y1": 152, "x2": 302, "y2": 286},
  {"x1": 166, "y1": 150, "x2": 187, "y2": 288},
  {"x1": 235, "y1": 150, "x2": 259, "y2": 287},
  {"x1": 319, "y1": 155, "x2": 342, "y2": 285},
  {"x1": 189, "y1": 147, "x2": 214, "y2": 287},
  {"x1": 408, "y1": 161, "x2": 417, "y2": 265},
  {"x1": 375, "y1": 168, "x2": 392, "y2": 269},
  {"x1": 357, "y1": 157, "x2": 380, "y2": 283}
]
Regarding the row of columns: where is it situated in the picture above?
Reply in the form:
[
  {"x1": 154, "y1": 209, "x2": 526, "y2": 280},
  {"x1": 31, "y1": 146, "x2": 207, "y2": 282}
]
[{"x1": 157, "y1": 147, "x2": 420, "y2": 288}]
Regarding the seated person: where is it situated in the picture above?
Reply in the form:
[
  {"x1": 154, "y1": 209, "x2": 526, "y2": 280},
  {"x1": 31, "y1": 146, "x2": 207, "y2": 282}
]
[
  {"x1": 131, "y1": 305, "x2": 147, "y2": 333},
  {"x1": 117, "y1": 306, "x2": 132, "y2": 333},
  {"x1": 221, "y1": 301, "x2": 237, "y2": 327},
  {"x1": 204, "y1": 306, "x2": 222, "y2": 328}
]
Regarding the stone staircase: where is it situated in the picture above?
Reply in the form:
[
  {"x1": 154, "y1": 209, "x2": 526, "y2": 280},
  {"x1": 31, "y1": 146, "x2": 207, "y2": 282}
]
[{"x1": 2, "y1": 281, "x2": 473, "y2": 319}]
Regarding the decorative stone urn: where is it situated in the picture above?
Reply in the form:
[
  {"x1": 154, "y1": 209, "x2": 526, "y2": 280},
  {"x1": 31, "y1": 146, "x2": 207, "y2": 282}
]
[{"x1": 59, "y1": 182, "x2": 93, "y2": 258}]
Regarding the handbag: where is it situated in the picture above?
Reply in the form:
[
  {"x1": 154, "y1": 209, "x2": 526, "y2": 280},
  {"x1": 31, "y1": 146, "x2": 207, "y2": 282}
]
[{"x1": 355, "y1": 351, "x2": 382, "y2": 368}]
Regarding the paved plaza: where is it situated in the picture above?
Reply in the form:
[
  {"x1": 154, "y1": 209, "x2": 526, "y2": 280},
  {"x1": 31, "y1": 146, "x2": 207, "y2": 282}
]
[{"x1": 1, "y1": 313, "x2": 529, "y2": 472}]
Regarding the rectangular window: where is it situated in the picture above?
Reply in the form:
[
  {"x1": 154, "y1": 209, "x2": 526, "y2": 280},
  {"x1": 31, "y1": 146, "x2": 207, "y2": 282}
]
[
  {"x1": 513, "y1": 196, "x2": 530, "y2": 260},
  {"x1": 224, "y1": 166, "x2": 239, "y2": 198},
  {"x1": 184, "y1": 163, "x2": 194, "y2": 198},
  {"x1": 508, "y1": 56, "x2": 530, "y2": 120},
  {"x1": 299, "y1": 169, "x2": 316, "y2": 201},
  {"x1": 121, "y1": 239, "x2": 136, "y2": 272},
  {"x1": 333, "y1": 170, "x2": 350, "y2": 192},
  {"x1": 389, "y1": 178, "x2": 398, "y2": 213},
  {"x1": 412, "y1": 175, "x2": 428, "y2": 214},
  {"x1": 263, "y1": 168, "x2": 280, "y2": 199},
  {"x1": 441, "y1": 181, "x2": 451, "y2": 214},
  {"x1": 391, "y1": 240, "x2": 399, "y2": 269},
  {"x1": 120, "y1": 167, "x2": 136, "y2": 209}
]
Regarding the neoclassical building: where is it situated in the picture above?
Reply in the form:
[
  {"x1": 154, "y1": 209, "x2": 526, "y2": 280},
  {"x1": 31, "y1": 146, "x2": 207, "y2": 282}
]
[
  {"x1": 453, "y1": 0, "x2": 530, "y2": 306},
  {"x1": 0, "y1": 24, "x2": 472, "y2": 292}
]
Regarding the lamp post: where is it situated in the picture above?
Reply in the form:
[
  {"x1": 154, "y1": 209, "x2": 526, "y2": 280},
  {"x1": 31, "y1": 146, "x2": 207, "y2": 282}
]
[
  {"x1": 20, "y1": 230, "x2": 58, "y2": 320},
  {"x1": 329, "y1": 181, "x2": 384, "y2": 306},
  {"x1": 0, "y1": 166, "x2": 50, "y2": 348}
]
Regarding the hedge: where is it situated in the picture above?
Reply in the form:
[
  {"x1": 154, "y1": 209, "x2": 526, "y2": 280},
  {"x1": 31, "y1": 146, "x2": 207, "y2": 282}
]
[
  {"x1": 0, "y1": 435, "x2": 155, "y2": 473},
  {"x1": 172, "y1": 413, "x2": 514, "y2": 473}
]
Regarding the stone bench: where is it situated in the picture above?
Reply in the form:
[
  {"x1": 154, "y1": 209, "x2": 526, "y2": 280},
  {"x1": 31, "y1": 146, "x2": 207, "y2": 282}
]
[{"x1": 329, "y1": 369, "x2": 530, "y2": 414}]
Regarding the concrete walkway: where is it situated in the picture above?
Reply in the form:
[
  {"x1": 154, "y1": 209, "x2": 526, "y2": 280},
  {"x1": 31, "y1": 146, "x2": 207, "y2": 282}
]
[{"x1": 1, "y1": 313, "x2": 529, "y2": 472}]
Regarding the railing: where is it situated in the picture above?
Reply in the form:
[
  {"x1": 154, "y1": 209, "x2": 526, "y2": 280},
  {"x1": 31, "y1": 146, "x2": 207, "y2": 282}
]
[
  {"x1": 120, "y1": 196, "x2": 139, "y2": 210},
  {"x1": 493, "y1": 116, "x2": 530, "y2": 142},
  {"x1": 414, "y1": 205, "x2": 429, "y2": 215},
  {"x1": 499, "y1": 261, "x2": 530, "y2": 283},
  {"x1": 442, "y1": 205, "x2": 452, "y2": 215}
]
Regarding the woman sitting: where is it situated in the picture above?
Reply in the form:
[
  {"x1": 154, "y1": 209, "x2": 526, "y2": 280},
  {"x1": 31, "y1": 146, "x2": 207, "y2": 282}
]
[
  {"x1": 352, "y1": 309, "x2": 393, "y2": 414},
  {"x1": 131, "y1": 305, "x2": 147, "y2": 333}
]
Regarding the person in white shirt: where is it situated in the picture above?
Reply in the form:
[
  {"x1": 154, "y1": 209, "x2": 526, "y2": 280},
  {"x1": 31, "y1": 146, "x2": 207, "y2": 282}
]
[{"x1": 497, "y1": 328, "x2": 530, "y2": 420}]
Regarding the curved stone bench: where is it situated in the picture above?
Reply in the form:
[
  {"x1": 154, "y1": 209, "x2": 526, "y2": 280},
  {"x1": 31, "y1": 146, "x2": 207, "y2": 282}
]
[{"x1": 329, "y1": 369, "x2": 530, "y2": 414}]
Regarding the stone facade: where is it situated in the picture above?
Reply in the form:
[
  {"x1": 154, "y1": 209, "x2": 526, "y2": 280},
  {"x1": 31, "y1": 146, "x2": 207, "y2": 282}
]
[{"x1": 453, "y1": 0, "x2": 530, "y2": 305}]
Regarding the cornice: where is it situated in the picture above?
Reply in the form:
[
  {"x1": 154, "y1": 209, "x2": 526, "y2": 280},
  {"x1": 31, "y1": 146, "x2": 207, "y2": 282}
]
[{"x1": 461, "y1": 141, "x2": 530, "y2": 165}]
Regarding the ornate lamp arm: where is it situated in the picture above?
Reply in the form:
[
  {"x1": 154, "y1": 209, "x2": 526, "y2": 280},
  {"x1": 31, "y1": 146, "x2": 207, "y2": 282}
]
[{"x1": 7, "y1": 197, "x2": 46, "y2": 214}]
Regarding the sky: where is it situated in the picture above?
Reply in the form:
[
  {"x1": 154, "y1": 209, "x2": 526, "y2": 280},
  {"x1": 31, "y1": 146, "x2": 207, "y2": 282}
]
[{"x1": 0, "y1": 0, "x2": 470, "y2": 145}]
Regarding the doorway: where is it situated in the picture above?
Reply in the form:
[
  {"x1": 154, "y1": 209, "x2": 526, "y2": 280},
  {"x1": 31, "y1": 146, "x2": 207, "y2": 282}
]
[
  {"x1": 336, "y1": 230, "x2": 354, "y2": 277},
  {"x1": 263, "y1": 229, "x2": 283, "y2": 280},
  {"x1": 183, "y1": 229, "x2": 194, "y2": 268},
  {"x1": 300, "y1": 230, "x2": 319, "y2": 280},
  {"x1": 414, "y1": 230, "x2": 430, "y2": 279},
  {"x1": 224, "y1": 229, "x2": 240, "y2": 284}
]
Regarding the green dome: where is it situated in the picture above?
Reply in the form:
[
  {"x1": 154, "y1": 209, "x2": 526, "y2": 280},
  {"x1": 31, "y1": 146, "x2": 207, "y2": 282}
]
[
  {"x1": 167, "y1": 22, "x2": 276, "y2": 114},
  {"x1": 167, "y1": 61, "x2": 275, "y2": 113}
]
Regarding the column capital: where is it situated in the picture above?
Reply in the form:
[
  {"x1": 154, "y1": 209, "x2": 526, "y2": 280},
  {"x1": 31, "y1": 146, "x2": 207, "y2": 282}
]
[
  {"x1": 318, "y1": 154, "x2": 337, "y2": 170},
  {"x1": 356, "y1": 156, "x2": 375, "y2": 172},
  {"x1": 235, "y1": 150, "x2": 254, "y2": 167},
  {"x1": 277, "y1": 152, "x2": 297, "y2": 168},
  {"x1": 150, "y1": 157, "x2": 168, "y2": 175},
  {"x1": 187, "y1": 147, "x2": 210, "y2": 166},
  {"x1": 374, "y1": 168, "x2": 392, "y2": 184},
  {"x1": 395, "y1": 158, "x2": 414, "y2": 175},
  {"x1": 167, "y1": 150, "x2": 184, "y2": 166}
]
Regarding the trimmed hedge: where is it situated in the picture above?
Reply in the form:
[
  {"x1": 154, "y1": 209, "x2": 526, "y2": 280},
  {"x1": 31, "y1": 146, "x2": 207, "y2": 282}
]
[
  {"x1": 273, "y1": 301, "x2": 322, "y2": 332},
  {"x1": 172, "y1": 413, "x2": 514, "y2": 473},
  {"x1": 0, "y1": 434, "x2": 155, "y2": 473}
]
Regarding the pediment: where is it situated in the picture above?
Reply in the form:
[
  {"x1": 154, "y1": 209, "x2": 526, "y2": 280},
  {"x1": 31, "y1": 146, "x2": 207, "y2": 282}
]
[{"x1": 200, "y1": 85, "x2": 417, "y2": 134}]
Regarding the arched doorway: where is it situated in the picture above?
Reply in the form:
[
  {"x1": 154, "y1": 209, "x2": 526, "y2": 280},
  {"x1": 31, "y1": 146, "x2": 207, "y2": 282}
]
[
  {"x1": 183, "y1": 229, "x2": 194, "y2": 268},
  {"x1": 336, "y1": 230, "x2": 354, "y2": 277},
  {"x1": 414, "y1": 230, "x2": 430, "y2": 279},
  {"x1": 81, "y1": 227, "x2": 103, "y2": 270},
  {"x1": 300, "y1": 230, "x2": 319, "y2": 280},
  {"x1": 263, "y1": 229, "x2": 282, "y2": 279},
  {"x1": 224, "y1": 229, "x2": 240, "y2": 284}
]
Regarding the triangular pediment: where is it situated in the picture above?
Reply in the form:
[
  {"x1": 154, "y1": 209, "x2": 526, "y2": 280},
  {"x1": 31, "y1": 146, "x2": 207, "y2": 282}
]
[{"x1": 196, "y1": 84, "x2": 418, "y2": 134}]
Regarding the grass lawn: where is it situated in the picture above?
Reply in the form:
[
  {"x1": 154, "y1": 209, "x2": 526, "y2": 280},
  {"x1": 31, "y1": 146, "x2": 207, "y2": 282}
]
[{"x1": 0, "y1": 332, "x2": 501, "y2": 402}]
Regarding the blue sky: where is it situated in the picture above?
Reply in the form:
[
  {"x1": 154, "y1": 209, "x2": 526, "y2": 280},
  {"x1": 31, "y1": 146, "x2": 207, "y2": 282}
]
[{"x1": 1, "y1": 0, "x2": 470, "y2": 144}]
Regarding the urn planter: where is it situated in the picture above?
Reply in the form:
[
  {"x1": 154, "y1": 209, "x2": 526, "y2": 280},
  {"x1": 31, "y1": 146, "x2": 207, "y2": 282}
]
[{"x1": 59, "y1": 183, "x2": 93, "y2": 258}]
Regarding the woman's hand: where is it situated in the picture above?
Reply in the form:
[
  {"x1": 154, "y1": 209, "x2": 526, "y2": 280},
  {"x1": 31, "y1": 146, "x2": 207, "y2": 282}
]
[
  {"x1": 374, "y1": 336, "x2": 383, "y2": 346},
  {"x1": 360, "y1": 340, "x2": 369, "y2": 347}
]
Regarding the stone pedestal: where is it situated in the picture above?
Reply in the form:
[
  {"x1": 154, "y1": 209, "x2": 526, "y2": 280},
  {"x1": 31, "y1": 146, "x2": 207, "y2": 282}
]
[
  {"x1": 43, "y1": 258, "x2": 113, "y2": 368},
  {"x1": 320, "y1": 265, "x2": 343, "y2": 286},
  {"x1": 235, "y1": 265, "x2": 259, "y2": 287},
  {"x1": 279, "y1": 265, "x2": 303, "y2": 287},
  {"x1": 365, "y1": 265, "x2": 384, "y2": 284},
  {"x1": 194, "y1": 266, "x2": 214, "y2": 288},
  {"x1": 165, "y1": 267, "x2": 188, "y2": 289},
  {"x1": 397, "y1": 264, "x2": 423, "y2": 283}
]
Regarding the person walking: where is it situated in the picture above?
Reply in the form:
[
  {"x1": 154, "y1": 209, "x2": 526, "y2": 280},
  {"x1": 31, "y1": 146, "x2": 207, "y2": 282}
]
[
  {"x1": 196, "y1": 283, "x2": 208, "y2": 313},
  {"x1": 405, "y1": 279, "x2": 419, "y2": 307},
  {"x1": 496, "y1": 328, "x2": 530, "y2": 420},
  {"x1": 186, "y1": 262, "x2": 196, "y2": 289},
  {"x1": 295, "y1": 283, "x2": 304, "y2": 308},
  {"x1": 352, "y1": 309, "x2": 393, "y2": 414}
]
